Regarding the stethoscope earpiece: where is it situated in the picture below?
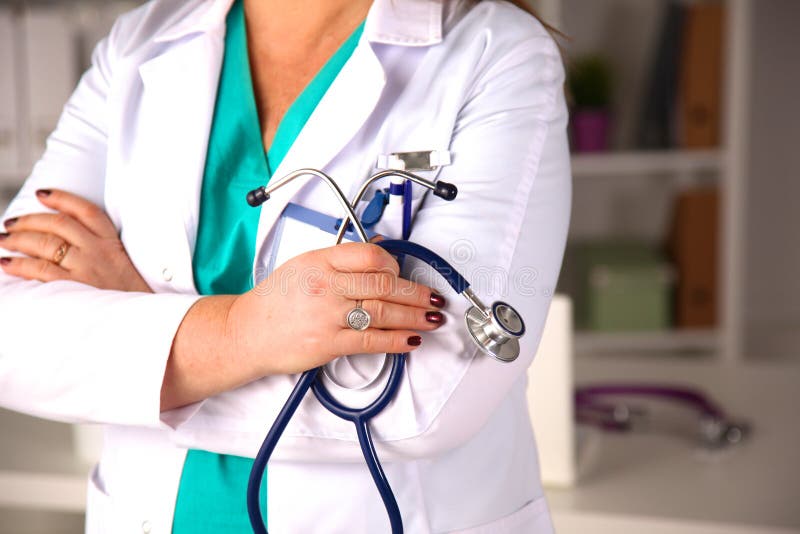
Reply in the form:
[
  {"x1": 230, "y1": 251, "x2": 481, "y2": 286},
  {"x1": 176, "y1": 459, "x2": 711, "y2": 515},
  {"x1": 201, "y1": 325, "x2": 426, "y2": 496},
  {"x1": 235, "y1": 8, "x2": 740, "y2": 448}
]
[
  {"x1": 246, "y1": 187, "x2": 269, "y2": 207},
  {"x1": 433, "y1": 181, "x2": 458, "y2": 201}
]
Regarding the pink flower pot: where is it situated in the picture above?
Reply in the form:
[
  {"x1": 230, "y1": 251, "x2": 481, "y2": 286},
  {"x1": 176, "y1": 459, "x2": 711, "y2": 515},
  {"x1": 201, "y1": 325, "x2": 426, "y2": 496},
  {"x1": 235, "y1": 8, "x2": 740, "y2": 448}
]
[{"x1": 572, "y1": 110, "x2": 611, "y2": 152}]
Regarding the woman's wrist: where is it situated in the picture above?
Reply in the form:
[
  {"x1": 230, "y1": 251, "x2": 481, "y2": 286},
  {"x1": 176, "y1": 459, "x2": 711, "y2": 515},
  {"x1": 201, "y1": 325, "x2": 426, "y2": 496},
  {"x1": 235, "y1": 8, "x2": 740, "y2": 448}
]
[{"x1": 161, "y1": 294, "x2": 254, "y2": 411}]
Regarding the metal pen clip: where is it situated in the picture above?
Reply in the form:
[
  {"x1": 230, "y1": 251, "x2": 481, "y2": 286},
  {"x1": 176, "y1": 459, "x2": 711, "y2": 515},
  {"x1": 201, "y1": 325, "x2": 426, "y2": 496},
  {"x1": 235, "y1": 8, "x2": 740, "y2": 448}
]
[{"x1": 377, "y1": 150, "x2": 452, "y2": 172}]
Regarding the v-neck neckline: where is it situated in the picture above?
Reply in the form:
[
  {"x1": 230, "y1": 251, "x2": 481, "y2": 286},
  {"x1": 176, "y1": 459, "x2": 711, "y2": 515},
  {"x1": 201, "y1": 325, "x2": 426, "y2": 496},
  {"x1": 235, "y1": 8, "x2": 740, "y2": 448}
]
[{"x1": 232, "y1": 0, "x2": 366, "y2": 177}]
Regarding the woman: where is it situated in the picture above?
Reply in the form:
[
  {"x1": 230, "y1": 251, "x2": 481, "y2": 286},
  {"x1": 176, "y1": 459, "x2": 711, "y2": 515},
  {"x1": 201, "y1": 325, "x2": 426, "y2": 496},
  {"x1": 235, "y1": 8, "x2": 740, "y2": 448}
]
[{"x1": 0, "y1": 0, "x2": 570, "y2": 531}]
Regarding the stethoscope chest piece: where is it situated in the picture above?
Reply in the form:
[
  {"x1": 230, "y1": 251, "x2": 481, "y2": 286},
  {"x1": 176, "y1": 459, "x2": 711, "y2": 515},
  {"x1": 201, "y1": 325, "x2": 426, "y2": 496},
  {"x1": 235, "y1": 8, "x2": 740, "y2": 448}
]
[{"x1": 464, "y1": 301, "x2": 525, "y2": 363}]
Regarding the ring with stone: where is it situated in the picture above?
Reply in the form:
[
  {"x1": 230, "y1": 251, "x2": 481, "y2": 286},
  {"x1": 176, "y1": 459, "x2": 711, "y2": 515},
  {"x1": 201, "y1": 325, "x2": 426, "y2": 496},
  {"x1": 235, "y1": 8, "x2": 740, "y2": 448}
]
[{"x1": 346, "y1": 300, "x2": 371, "y2": 331}]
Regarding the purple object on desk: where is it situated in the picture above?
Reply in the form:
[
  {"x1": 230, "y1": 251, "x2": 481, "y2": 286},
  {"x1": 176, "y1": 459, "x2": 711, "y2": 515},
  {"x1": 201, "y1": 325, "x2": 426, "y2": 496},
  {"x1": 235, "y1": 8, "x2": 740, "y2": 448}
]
[{"x1": 576, "y1": 383, "x2": 750, "y2": 447}]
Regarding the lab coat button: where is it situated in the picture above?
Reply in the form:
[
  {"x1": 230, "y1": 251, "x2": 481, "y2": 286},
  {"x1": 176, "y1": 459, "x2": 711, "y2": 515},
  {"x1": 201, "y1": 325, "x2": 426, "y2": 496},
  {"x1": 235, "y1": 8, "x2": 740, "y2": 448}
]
[
  {"x1": 162, "y1": 267, "x2": 173, "y2": 282},
  {"x1": 141, "y1": 520, "x2": 152, "y2": 533}
]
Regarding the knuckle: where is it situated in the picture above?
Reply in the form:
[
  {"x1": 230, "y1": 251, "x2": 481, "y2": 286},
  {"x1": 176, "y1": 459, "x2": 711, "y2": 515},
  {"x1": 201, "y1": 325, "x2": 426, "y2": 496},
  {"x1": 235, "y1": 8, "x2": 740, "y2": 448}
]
[
  {"x1": 82, "y1": 203, "x2": 102, "y2": 221},
  {"x1": 412, "y1": 282, "x2": 430, "y2": 304},
  {"x1": 360, "y1": 330, "x2": 377, "y2": 352},
  {"x1": 407, "y1": 307, "x2": 422, "y2": 328},
  {"x1": 35, "y1": 260, "x2": 51, "y2": 279},
  {"x1": 395, "y1": 335, "x2": 411, "y2": 353},
  {"x1": 43, "y1": 233, "x2": 61, "y2": 252},
  {"x1": 361, "y1": 245, "x2": 386, "y2": 269},
  {"x1": 53, "y1": 213, "x2": 71, "y2": 228},
  {"x1": 374, "y1": 273, "x2": 394, "y2": 297},
  {"x1": 390, "y1": 334, "x2": 409, "y2": 353},
  {"x1": 371, "y1": 300, "x2": 388, "y2": 325}
]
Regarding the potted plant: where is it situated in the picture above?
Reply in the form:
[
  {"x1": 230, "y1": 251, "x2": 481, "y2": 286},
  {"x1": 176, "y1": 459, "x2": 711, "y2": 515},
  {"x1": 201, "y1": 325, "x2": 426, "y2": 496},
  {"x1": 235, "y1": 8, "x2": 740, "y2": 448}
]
[{"x1": 568, "y1": 55, "x2": 613, "y2": 152}]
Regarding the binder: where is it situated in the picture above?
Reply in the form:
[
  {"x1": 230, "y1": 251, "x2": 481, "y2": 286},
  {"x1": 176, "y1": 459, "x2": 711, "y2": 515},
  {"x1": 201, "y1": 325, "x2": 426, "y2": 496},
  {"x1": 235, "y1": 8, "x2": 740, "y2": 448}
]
[
  {"x1": 636, "y1": 1, "x2": 686, "y2": 149},
  {"x1": 678, "y1": 3, "x2": 725, "y2": 148},
  {"x1": 668, "y1": 187, "x2": 719, "y2": 327}
]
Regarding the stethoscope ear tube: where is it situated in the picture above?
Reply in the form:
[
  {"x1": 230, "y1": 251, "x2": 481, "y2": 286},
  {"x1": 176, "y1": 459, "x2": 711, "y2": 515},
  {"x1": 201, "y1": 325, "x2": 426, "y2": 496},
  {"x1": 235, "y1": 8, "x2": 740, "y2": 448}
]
[{"x1": 376, "y1": 239, "x2": 470, "y2": 294}]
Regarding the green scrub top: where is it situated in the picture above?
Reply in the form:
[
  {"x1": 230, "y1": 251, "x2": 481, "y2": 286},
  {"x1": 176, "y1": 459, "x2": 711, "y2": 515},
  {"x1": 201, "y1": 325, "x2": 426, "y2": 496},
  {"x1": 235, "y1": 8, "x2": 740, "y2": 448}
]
[{"x1": 173, "y1": 0, "x2": 364, "y2": 529}]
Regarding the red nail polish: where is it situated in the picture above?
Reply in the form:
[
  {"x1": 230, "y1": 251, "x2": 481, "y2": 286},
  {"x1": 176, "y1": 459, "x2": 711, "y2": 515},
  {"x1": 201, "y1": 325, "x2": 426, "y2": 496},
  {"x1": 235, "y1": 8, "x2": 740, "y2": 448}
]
[
  {"x1": 0, "y1": 257, "x2": 11, "y2": 266},
  {"x1": 36, "y1": 189, "x2": 52, "y2": 198},
  {"x1": 3, "y1": 218, "x2": 17, "y2": 228},
  {"x1": 430, "y1": 293, "x2": 446, "y2": 308},
  {"x1": 407, "y1": 335, "x2": 422, "y2": 346},
  {"x1": 425, "y1": 311, "x2": 444, "y2": 324}
]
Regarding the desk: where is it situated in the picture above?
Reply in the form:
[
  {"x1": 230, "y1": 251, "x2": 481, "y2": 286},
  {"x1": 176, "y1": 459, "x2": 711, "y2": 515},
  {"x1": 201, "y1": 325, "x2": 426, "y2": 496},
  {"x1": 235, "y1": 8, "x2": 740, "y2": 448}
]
[
  {"x1": 547, "y1": 355, "x2": 800, "y2": 534},
  {"x1": 2, "y1": 357, "x2": 799, "y2": 532}
]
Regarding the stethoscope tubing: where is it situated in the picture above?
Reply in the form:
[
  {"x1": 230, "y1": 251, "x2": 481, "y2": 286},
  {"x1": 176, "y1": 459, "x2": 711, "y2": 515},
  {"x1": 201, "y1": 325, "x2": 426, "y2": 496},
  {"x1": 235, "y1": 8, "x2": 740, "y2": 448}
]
[
  {"x1": 247, "y1": 368, "x2": 320, "y2": 534},
  {"x1": 245, "y1": 167, "x2": 469, "y2": 533},
  {"x1": 246, "y1": 356, "x2": 407, "y2": 534},
  {"x1": 246, "y1": 237, "x2": 469, "y2": 534},
  {"x1": 313, "y1": 353, "x2": 407, "y2": 534}
]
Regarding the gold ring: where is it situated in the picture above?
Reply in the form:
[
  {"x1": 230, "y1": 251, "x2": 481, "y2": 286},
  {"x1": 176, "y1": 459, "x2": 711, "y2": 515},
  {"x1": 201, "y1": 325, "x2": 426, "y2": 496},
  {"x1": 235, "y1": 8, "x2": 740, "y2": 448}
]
[{"x1": 53, "y1": 242, "x2": 71, "y2": 266}]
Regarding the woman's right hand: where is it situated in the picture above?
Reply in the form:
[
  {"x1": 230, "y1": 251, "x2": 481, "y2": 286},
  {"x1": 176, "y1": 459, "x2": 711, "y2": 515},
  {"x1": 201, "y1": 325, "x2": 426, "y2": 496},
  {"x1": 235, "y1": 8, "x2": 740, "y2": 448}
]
[
  {"x1": 162, "y1": 241, "x2": 446, "y2": 411},
  {"x1": 227, "y1": 241, "x2": 446, "y2": 377}
]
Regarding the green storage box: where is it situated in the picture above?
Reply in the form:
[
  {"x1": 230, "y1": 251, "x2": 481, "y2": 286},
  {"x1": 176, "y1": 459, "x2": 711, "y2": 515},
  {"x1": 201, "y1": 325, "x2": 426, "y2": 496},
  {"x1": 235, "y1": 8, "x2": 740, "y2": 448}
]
[{"x1": 565, "y1": 241, "x2": 674, "y2": 332}]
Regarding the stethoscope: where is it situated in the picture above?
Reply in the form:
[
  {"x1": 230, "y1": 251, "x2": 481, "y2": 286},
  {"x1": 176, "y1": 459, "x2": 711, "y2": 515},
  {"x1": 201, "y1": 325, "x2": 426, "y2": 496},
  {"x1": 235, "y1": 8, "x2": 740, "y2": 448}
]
[
  {"x1": 576, "y1": 384, "x2": 750, "y2": 448},
  {"x1": 243, "y1": 169, "x2": 526, "y2": 534}
]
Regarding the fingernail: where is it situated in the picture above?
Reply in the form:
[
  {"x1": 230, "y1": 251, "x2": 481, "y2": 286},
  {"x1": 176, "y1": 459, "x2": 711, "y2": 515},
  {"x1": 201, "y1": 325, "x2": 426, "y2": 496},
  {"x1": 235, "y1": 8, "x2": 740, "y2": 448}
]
[
  {"x1": 425, "y1": 311, "x2": 444, "y2": 324},
  {"x1": 407, "y1": 335, "x2": 422, "y2": 347},
  {"x1": 3, "y1": 218, "x2": 17, "y2": 228},
  {"x1": 0, "y1": 233, "x2": 7, "y2": 240},
  {"x1": 430, "y1": 293, "x2": 446, "y2": 308},
  {"x1": 0, "y1": 257, "x2": 11, "y2": 266},
  {"x1": 35, "y1": 189, "x2": 52, "y2": 198}
]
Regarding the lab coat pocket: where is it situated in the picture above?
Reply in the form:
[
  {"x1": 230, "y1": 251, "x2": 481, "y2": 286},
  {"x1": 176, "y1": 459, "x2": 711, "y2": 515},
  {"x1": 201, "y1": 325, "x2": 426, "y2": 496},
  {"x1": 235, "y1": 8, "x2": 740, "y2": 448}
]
[
  {"x1": 370, "y1": 167, "x2": 443, "y2": 240},
  {"x1": 254, "y1": 203, "x2": 377, "y2": 285},
  {"x1": 449, "y1": 496, "x2": 552, "y2": 534}
]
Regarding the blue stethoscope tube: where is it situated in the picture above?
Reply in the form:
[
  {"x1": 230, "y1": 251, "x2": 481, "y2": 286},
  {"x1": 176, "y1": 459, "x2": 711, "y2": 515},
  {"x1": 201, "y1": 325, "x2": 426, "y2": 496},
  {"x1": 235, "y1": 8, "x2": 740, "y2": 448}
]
[{"x1": 246, "y1": 240, "x2": 471, "y2": 534}]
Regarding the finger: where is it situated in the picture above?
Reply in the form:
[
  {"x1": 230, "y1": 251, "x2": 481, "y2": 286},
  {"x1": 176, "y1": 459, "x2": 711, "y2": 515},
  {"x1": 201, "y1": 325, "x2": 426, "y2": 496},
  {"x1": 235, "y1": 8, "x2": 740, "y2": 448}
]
[
  {"x1": 319, "y1": 242, "x2": 399, "y2": 276},
  {"x1": 34, "y1": 189, "x2": 117, "y2": 239},
  {"x1": 0, "y1": 230, "x2": 75, "y2": 266},
  {"x1": 344, "y1": 299, "x2": 444, "y2": 331},
  {"x1": 332, "y1": 328, "x2": 423, "y2": 357},
  {"x1": 0, "y1": 255, "x2": 71, "y2": 283},
  {"x1": 330, "y1": 271, "x2": 442, "y2": 308},
  {"x1": 3, "y1": 211, "x2": 94, "y2": 249},
  {"x1": 369, "y1": 234, "x2": 385, "y2": 243}
]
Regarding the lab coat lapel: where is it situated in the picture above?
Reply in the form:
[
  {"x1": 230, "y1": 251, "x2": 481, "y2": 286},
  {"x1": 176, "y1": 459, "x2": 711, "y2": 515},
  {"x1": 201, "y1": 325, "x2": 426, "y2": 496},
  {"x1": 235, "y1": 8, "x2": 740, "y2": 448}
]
[
  {"x1": 250, "y1": 0, "x2": 445, "y2": 265},
  {"x1": 135, "y1": 31, "x2": 224, "y2": 293},
  {"x1": 252, "y1": 40, "x2": 386, "y2": 269}
]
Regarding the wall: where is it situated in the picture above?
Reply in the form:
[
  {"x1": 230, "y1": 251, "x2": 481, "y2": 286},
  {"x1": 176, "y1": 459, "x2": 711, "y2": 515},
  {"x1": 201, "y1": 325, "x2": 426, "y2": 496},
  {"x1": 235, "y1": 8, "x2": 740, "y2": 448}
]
[{"x1": 744, "y1": 0, "x2": 800, "y2": 359}]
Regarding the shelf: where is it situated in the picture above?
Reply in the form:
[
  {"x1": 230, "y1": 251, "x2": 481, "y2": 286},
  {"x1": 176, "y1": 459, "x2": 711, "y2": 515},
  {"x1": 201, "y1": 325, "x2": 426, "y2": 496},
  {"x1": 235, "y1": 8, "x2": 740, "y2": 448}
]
[
  {"x1": 571, "y1": 149, "x2": 724, "y2": 177},
  {"x1": 574, "y1": 329, "x2": 719, "y2": 354},
  {"x1": 0, "y1": 409, "x2": 89, "y2": 513},
  {"x1": 0, "y1": 471, "x2": 87, "y2": 513}
]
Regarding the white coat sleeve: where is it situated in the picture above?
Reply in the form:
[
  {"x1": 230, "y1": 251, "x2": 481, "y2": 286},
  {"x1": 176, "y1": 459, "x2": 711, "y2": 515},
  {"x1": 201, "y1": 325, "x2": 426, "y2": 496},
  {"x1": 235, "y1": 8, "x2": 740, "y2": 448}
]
[
  {"x1": 166, "y1": 31, "x2": 570, "y2": 462},
  {"x1": 0, "y1": 22, "x2": 201, "y2": 427},
  {"x1": 379, "y1": 35, "x2": 571, "y2": 456}
]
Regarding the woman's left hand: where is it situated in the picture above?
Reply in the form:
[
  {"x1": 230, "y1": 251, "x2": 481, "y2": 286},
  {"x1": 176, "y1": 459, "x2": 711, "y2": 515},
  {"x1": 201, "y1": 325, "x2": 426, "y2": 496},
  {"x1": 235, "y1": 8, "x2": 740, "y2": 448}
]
[{"x1": 0, "y1": 189, "x2": 152, "y2": 292}]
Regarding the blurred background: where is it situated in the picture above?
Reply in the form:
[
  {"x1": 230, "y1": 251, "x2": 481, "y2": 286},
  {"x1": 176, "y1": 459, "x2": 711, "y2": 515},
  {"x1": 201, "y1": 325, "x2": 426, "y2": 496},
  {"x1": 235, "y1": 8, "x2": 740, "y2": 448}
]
[{"x1": 0, "y1": 0, "x2": 798, "y2": 532}]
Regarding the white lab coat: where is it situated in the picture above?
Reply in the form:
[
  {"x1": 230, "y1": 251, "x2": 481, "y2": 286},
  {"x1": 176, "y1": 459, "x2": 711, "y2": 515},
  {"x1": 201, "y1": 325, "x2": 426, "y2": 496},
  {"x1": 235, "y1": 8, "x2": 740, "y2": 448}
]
[{"x1": 0, "y1": 0, "x2": 571, "y2": 532}]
